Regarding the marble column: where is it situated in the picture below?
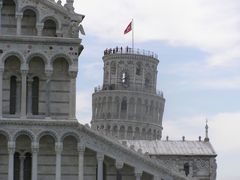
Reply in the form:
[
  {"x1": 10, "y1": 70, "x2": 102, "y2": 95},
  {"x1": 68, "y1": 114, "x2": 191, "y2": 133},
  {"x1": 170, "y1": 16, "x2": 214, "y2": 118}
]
[
  {"x1": 68, "y1": 71, "x2": 77, "y2": 120},
  {"x1": 36, "y1": 23, "x2": 44, "y2": 36},
  {"x1": 78, "y1": 144, "x2": 85, "y2": 180},
  {"x1": 97, "y1": 153, "x2": 104, "y2": 180},
  {"x1": 27, "y1": 78, "x2": 33, "y2": 117},
  {"x1": 126, "y1": 99, "x2": 129, "y2": 120},
  {"x1": 16, "y1": 13, "x2": 23, "y2": 35},
  {"x1": 31, "y1": 142, "x2": 39, "y2": 180},
  {"x1": 0, "y1": 2, "x2": 2, "y2": 34},
  {"x1": 55, "y1": 142, "x2": 63, "y2": 180},
  {"x1": 115, "y1": 160, "x2": 123, "y2": 180},
  {"x1": 21, "y1": 70, "x2": 27, "y2": 119},
  {"x1": 16, "y1": 80, "x2": 21, "y2": 115},
  {"x1": 19, "y1": 155, "x2": 25, "y2": 180},
  {"x1": 0, "y1": 69, "x2": 3, "y2": 118},
  {"x1": 45, "y1": 70, "x2": 52, "y2": 118},
  {"x1": 8, "y1": 141, "x2": 15, "y2": 180}
]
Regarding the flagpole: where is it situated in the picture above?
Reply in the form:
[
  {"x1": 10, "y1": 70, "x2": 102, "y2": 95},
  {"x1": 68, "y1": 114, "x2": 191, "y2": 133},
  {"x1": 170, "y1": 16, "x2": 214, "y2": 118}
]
[{"x1": 132, "y1": 19, "x2": 134, "y2": 51}]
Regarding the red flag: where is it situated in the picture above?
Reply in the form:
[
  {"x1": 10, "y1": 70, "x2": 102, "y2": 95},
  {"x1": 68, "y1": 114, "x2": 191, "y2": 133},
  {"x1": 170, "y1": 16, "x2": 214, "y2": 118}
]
[{"x1": 124, "y1": 21, "x2": 132, "y2": 34}]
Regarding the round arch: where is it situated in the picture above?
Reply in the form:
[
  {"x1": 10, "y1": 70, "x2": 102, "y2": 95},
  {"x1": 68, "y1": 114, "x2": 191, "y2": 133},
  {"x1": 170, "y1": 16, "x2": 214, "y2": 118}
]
[
  {"x1": 51, "y1": 53, "x2": 73, "y2": 66},
  {"x1": 0, "y1": 129, "x2": 10, "y2": 141},
  {"x1": 13, "y1": 130, "x2": 35, "y2": 142},
  {"x1": 20, "y1": 6, "x2": 40, "y2": 22},
  {"x1": 60, "y1": 131, "x2": 80, "y2": 143},
  {"x1": 36, "y1": 130, "x2": 58, "y2": 143},
  {"x1": 1, "y1": 51, "x2": 25, "y2": 67},
  {"x1": 26, "y1": 52, "x2": 48, "y2": 66},
  {"x1": 41, "y1": 15, "x2": 61, "y2": 30}
]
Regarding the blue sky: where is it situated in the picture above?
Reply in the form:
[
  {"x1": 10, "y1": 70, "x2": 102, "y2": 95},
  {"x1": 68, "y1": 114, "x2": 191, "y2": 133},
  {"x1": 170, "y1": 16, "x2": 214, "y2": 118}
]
[{"x1": 65, "y1": 0, "x2": 240, "y2": 179}]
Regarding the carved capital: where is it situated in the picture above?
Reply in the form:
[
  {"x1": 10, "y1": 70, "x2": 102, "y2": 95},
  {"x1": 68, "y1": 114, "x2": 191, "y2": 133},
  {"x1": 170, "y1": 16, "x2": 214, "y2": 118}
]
[
  {"x1": 77, "y1": 143, "x2": 85, "y2": 153},
  {"x1": 55, "y1": 142, "x2": 63, "y2": 153},
  {"x1": 31, "y1": 142, "x2": 39, "y2": 153},
  {"x1": 135, "y1": 168, "x2": 143, "y2": 177},
  {"x1": 115, "y1": 160, "x2": 124, "y2": 169},
  {"x1": 15, "y1": 12, "x2": 23, "y2": 19},
  {"x1": 96, "y1": 152, "x2": 104, "y2": 162},
  {"x1": 45, "y1": 69, "x2": 53, "y2": 78},
  {"x1": 69, "y1": 71, "x2": 78, "y2": 78},
  {"x1": 8, "y1": 141, "x2": 15, "y2": 154},
  {"x1": 21, "y1": 71, "x2": 28, "y2": 76}
]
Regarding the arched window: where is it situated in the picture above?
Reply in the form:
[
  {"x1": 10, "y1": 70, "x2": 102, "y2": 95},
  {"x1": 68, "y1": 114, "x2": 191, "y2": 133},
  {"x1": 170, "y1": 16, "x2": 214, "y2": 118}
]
[
  {"x1": 14, "y1": 152, "x2": 20, "y2": 180},
  {"x1": 121, "y1": 72, "x2": 126, "y2": 83},
  {"x1": 110, "y1": 61, "x2": 116, "y2": 74},
  {"x1": 32, "y1": 77, "x2": 39, "y2": 115},
  {"x1": 145, "y1": 73, "x2": 152, "y2": 88},
  {"x1": 121, "y1": 71, "x2": 129, "y2": 87},
  {"x1": 22, "y1": 9, "x2": 37, "y2": 35},
  {"x1": 42, "y1": 19, "x2": 57, "y2": 37},
  {"x1": 2, "y1": 0, "x2": 16, "y2": 35},
  {"x1": 24, "y1": 152, "x2": 32, "y2": 180},
  {"x1": 136, "y1": 62, "x2": 142, "y2": 75},
  {"x1": 10, "y1": 76, "x2": 17, "y2": 114},
  {"x1": 121, "y1": 98, "x2": 127, "y2": 112}
]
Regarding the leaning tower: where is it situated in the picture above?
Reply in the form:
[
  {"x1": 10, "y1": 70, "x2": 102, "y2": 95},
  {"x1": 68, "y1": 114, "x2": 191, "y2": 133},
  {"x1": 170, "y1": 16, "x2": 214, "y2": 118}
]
[{"x1": 91, "y1": 47, "x2": 165, "y2": 140}]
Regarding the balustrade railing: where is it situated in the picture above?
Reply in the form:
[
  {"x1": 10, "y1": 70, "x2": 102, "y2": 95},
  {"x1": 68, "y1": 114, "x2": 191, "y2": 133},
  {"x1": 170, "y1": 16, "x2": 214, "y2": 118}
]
[{"x1": 104, "y1": 47, "x2": 158, "y2": 59}]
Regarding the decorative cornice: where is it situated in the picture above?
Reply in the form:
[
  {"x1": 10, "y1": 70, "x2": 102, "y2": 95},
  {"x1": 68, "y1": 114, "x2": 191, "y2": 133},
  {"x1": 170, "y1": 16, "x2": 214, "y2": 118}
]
[
  {"x1": 0, "y1": 118, "x2": 79, "y2": 127},
  {"x1": 0, "y1": 35, "x2": 82, "y2": 45},
  {"x1": 93, "y1": 89, "x2": 166, "y2": 101}
]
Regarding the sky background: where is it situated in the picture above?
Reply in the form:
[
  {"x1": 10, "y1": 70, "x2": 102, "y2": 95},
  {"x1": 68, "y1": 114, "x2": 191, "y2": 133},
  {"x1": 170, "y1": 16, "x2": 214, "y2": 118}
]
[{"x1": 67, "y1": 0, "x2": 239, "y2": 179}]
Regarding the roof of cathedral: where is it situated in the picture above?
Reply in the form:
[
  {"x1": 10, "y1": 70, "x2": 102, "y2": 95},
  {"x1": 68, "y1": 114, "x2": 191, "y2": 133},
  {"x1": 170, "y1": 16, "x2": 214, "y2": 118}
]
[{"x1": 122, "y1": 140, "x2": 217, "y2": 156}]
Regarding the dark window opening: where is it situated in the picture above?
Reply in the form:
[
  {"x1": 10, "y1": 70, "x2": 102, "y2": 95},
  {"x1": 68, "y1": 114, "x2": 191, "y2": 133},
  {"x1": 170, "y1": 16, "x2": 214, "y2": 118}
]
[
  {"x1": 121, "y1": 99, "x2": 127, "y2": 112},
  {"x1": 32, "y1": 77, "x2": 39, "y2": 115},
  {"x1": 117, "y1": 170, "x2": 122, "y2": 180},
  {"x1": 24, "y1": 152, "x2": 32, "y2": 180},
  {"x1": 145, "y1": 77, "x2": 151, "y2": 88},
  {"x1": 42, "y1": 19, "x2": 57, "y2": 37},
  {"x1": 14, "y1": 152, "x2": 20, "y2": 180},
  {"x1": 184, "y1": 162, "x2": 190, "y2": 176},
  {"x1": 10, "y1": 76, "x2": 17, "y2": 114},
  {"x1": 103, "y1": 162, "x2": 107, "y2": 180},
  {"x1": 136, "y1": 63, "x2": 142, "y2": 75}
]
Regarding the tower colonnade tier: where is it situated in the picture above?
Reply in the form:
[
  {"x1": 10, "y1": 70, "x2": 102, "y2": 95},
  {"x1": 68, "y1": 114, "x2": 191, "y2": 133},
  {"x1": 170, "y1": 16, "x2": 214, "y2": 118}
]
[{"x1": 91, "y1": 47, "x2": 165, "y2": 140}]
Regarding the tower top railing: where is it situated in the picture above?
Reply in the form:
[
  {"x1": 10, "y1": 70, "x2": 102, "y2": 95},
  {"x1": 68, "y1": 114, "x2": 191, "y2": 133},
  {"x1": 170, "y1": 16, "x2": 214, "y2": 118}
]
[{"x1": 104, "y1": 47, "x2": 158, "y2": 59}]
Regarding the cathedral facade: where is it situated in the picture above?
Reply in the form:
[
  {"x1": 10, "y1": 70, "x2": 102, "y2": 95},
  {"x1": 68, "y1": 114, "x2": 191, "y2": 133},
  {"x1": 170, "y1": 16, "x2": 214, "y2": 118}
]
[{"x1": 0, "y1": 0, "x2": 216, "y2": 180}]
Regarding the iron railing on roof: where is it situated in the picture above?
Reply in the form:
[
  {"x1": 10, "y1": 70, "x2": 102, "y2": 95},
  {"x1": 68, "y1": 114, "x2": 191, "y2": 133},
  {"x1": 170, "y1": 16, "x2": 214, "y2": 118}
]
[{"x1": 104, "y1": 47, "x2": 158, "y2": 59}]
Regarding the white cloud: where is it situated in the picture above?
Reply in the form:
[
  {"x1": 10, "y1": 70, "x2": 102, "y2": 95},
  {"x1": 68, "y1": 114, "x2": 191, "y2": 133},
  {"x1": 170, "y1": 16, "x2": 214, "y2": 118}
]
[
  {"x1": 73, "y1": 0, "x2": 240, "y2": 67},
  {"x1": 76, "y1": 90, "x2": 92, "y2": 125},
  {"x1": 163, "y1": 112, "x2": 240, "y2": 152}
]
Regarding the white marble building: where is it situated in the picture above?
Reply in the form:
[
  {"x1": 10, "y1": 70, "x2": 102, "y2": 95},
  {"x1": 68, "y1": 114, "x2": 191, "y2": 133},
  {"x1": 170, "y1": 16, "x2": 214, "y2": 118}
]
[{"x1": 0, "y1": 0, "x2": 217, "y2": 180}]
